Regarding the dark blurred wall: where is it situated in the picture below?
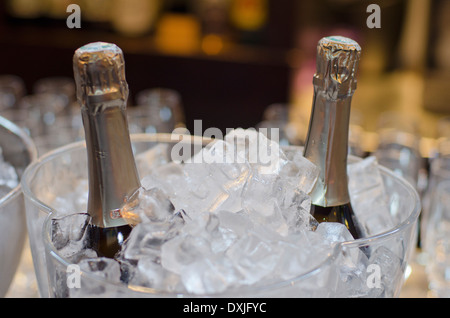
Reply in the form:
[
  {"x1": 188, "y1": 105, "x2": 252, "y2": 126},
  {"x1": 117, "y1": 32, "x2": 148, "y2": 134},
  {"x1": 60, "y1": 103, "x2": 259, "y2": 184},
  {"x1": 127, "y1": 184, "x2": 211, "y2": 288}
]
[{"x1": 0, "y1": 0, "x2": 296, "y2": 133}]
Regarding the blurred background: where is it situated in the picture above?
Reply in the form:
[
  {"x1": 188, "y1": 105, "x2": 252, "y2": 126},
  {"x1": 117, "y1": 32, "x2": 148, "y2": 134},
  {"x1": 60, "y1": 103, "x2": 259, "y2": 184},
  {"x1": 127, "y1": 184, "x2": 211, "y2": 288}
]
[
  {"x1": 2, "y1": 0, "x2": 449, "y2": 196},
  {"x1": 2, "y1": 0, "x2": 450, "y2": 298},
  {"x1": 0, "y1": 0, "x2": 446, "y2": 141},
  {"x1": 0, "y1": 0, "x2": 448, "y2": 141}
]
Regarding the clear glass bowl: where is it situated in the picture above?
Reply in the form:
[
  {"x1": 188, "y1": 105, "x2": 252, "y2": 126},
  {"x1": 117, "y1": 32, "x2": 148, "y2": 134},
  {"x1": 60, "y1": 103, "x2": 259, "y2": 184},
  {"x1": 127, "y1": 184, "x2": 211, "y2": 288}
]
[
  {"x1": 21, "y1": 134, "x2": 421, "y2": 298},
  {"x1": 0, "y1": 116, "x2": 37, "y2": 297}
]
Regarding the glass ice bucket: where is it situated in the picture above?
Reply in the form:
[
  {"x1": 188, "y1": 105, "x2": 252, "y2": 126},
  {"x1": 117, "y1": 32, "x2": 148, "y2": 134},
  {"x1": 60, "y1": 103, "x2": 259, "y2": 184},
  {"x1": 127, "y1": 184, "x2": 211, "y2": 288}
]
[
  {"x1": 0, "y1": 116, "x2": 37, "y2": 297},
  {"x1": 21, "y1": 134, "x2": 421, "y2": 298}
]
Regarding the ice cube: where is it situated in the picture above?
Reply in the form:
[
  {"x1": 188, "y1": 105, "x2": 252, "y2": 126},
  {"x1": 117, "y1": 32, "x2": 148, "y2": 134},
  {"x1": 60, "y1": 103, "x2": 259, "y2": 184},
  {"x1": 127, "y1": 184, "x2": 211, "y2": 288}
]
[
  {"x1": 315, "y1": 222, "x2": 355, "y2": 244},
  {"x1": 217, "y1": 210, "x2": 252, "y2": 238},
  {"x1": 119, "y1": 220, "x2": 181, "y2": 262},
  {"x1": 66, "y1": 257, "x2": 122, "y2": 298},
  {"x1": 78, "y1": 257, "x2": 122, "y2": 281},
  {"x1": 50, "y1": 179, "x2": 88, "y2": 216},
  {"x1": 315, "y1": 221, "x2": 370, "y2": 258},
  {"x1": 336, "y1": 258, "x2": 371, "y2": 298},
  {"x1": 190, "y1": 138, "x2": 246, "y2": 165},
  {"x1": 72, "y1": 257, "x2": 122, "y2": 296},
  {"x1": 161, "y1": 234, "x2": 212, "y2": 275},
  {"x1": 51, "y1": 213, "x2": 95, "y2": 262},
  {"x1": 241, "y1": 171, "x2": 277, "y2": 217},
  {"x1": 183, "y1": 139, "x2": 251, "y2": 214},
  {"x1": 274, "y1": 231, "x2": 332, "y2": 282},
  {"x1": 128, "y1": 255, "x2": 183, "y2": 292},
  {"x1": 181, "y1": 255, "x2": 242, "y2": 295},
  {"x1": 135, "y1": 143, "x2": 170, "y2": 177},
  {"x1": 241, "y1": 166, "x2": 314, "y2": 235},
  {"x1": 172, "y1": 212, "x2": 233, "y2": 254},
  {"x1": 224, "y1": 128, "x2": 288, "y2": 175},
  {"x1": 348, "y1": 156, "x2": 394, "y2": 235},
  {"x1": 140, "y1": 161, "x2": 188, "y2": 207},
  {"x1": 175, "y1": 161, "x2": 229, "y2": 215},
  {"x1": 237, "y1": 140, "x2": 318, "y2": 235},
  {"x1": 226, "y1": 230, "x2": 282, "y2": 285},
  {"x1": 367, "y1": 246, "x2": 403, "y2": 297},
  {"x1": 241, "y1": 174, "x2": 289, "y2": 236},
  {"x1": 279, "y1": 149, "x2": 320, "y2": 195},
  {"x1": 275, "y1": 181, "x2": 315, "y2": 234},
  {"x1": 120, "y1": 187, "x2": 175, "y2": 225},
  {"x1": 314, "y1": 221, "x2": 371, "y2": 295}
]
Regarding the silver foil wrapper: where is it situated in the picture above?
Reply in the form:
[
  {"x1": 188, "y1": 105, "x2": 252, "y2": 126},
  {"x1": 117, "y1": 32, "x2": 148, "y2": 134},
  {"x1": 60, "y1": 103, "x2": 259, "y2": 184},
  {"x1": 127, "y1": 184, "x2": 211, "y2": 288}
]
[
  {"x1": 304, "y1": 36, "x2": 361, "y2": 207},
  {"x1": 313, "y1": 36, "x2": 361, "y2": 100},
  {"x1": 73, "y1": 42, "x2": 129, "y2": 112}
]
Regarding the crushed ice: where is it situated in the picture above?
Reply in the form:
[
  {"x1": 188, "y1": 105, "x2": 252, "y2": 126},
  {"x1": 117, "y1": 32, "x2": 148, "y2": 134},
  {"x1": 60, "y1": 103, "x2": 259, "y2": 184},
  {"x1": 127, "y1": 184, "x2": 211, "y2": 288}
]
[{"x1": 50, "y1": 128, "x2": 400, "y2": 296}]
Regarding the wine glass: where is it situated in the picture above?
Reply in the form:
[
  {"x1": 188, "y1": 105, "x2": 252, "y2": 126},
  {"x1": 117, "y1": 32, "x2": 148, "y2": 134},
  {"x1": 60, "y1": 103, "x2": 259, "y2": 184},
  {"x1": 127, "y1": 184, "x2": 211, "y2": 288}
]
[
  {"x1": 32, "y1": 76, "x2": 76, "y2": 104},
  {"x1": 0, "y1": 75, "x2": 26, "y2": 111},
  {"x1": 130, "y1": 88, "x2": 186, "y2": 134},
  {"x1": 256, "y1": 103, "x2": 305, "y2": 146},
  {"x1": 0, "y1": 115, "x2": 37, "y2": 297},
  {"x1": 421, "y1": 117, "x2": 450, "y2": 245},
  {"x1": 16, "y1": 93, "x2": 70, "y2": 138},
  {"x1": 373, "y1": 111, "x2": 423, "y2": 190},
  {"x1": 421, "y1": 139, "x2": 450, "y2": 247},
  {"x1": 424, "y1": 180, "x2": 450, "y2": 297}
]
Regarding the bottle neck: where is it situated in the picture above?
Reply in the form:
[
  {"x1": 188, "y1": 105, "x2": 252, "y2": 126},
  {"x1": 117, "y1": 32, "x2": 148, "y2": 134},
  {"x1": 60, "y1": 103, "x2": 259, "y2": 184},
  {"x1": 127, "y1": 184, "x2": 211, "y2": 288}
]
[
  {"x1": 82, "y1": 98, "x2": 141, "y2": 228},
  {"x1": 303, "y1": 87, "x2": 353, "y2": 207}
]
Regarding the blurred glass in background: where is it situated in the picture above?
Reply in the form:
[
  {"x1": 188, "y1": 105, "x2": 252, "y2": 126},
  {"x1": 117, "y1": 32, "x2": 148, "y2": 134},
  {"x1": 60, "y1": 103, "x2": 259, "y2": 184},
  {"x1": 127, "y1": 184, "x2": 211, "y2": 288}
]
[
  {"x1": 424, "y1": 180, "x2": 450, "y2": 297},
  {"x1": 255, "y1": 103, "x2": 306, "y2": 147},
  {"x1": 0, "y1": 75, "x2": 26, "y2": 111},
  {"x1": 129, "y1": 88, "x2": 186, "y2": 134},
  {"x1": 374, "y1": 111, "x2": 423, "y2": 191}
]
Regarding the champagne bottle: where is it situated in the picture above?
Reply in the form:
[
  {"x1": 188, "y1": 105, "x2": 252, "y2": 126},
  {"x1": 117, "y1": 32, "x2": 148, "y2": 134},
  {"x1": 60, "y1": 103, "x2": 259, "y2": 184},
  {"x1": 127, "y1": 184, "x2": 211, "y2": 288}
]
[
  {"x1": 303, "y1": 36, "x2": 365, "y2": 239},
  {"x1": 73, "y1": 42, "x2": 141, "y2": 258}
]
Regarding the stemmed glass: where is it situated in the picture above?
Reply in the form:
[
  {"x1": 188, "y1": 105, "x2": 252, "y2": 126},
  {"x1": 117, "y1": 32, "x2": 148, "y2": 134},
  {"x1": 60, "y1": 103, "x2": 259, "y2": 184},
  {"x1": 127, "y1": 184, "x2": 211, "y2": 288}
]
[
  {"x1": 421, "y1": 117, "x2": 450, "y2": 245},
  {"x1": 256, "y1": 103, "x2": 306, "y2": 146},
  {"x1": 0, "y1": 75, "x2": 26, "y2": 111},
  {"x1": 129, "y1": 88, "x2": 186, "y2": 134},
  {"x1": 373, "y1": 111, "x2": 423, "y2": 190},
  {"x1": 424, "y1": 180, "x2": 450, "y2": 297}
]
